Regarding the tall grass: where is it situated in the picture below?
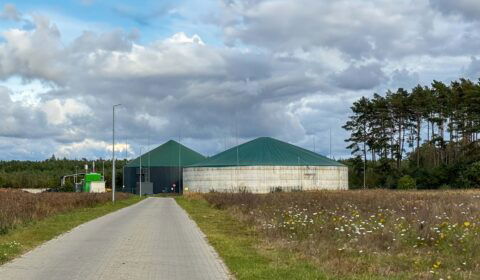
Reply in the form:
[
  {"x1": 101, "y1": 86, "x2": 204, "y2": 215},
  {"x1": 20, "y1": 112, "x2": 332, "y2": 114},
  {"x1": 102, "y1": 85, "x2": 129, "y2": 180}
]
[
  {"x1": 202, "y1": 190, "x2": 480, "y2": 279},
  {"x1": 0, "y1": 189, "x2": 130, "y2": 234}
]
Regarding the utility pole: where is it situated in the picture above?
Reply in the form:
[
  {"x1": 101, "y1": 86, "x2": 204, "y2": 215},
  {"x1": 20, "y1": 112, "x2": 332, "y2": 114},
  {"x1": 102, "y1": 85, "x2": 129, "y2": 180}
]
[
  {"x1": 122, "y1": 165, "x2": 125, "y2": 190},
  {"x1": 329, "y1": 128, "x2": 332, "y2": 158},
  {"x1": 147, "y1": 131, "x2": 150, "y2": 183},
  {"x1": 178, "y1": 133, "x2": 181, "y2": 194},
  {"x1": 139, "y1": 147, "x2": 143, "y2": 196},
  {"x1": 123, "y1": 137, "x2": 127, "y2": 190},
  {"x1": 298, "y1": 156, "x2": 301, "y2": 190},
  {"x1": 112, "y1": 104, "x2": 121, "y2": 203},
  {"x1": 363, "y1": 142, "x2": 366, "y2": 189},
  {"x1": 235, "y1": 112, "x2": 239, "y2": 190}
]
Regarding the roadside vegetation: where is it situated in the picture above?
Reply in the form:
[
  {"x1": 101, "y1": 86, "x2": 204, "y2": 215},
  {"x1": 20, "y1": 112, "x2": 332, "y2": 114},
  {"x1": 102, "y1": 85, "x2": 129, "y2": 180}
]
[
  {"x1": 181, "y1": 191, "x2": 480, "y2": 280},
  {"x1": 343, "y1": 78, "x2": 480, "y2": 190},
  {"x1": 0, "y1": 189, "x2": 141, "y2": 264}
]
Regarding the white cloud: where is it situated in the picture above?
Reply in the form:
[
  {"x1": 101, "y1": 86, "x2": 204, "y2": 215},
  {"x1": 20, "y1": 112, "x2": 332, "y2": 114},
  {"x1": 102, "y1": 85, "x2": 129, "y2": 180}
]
[
  {"x1": 0, "y1": 15, "x2": 66, "y2": 84},
  {"x1": 165, "y1": 32, "x2": 205, "y2": 45},
  {"x1": 54, "y1": 138, "x2": 132, "y2": 159},
  {"x1": 41, "y1": 99, "x2": 92, "y2": 125}
]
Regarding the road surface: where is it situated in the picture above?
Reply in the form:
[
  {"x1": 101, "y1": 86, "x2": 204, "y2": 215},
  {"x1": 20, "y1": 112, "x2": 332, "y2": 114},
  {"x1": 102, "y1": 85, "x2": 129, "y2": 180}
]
[{"x1": 0, "y1": 197, "x2": 230, "y2": 280}]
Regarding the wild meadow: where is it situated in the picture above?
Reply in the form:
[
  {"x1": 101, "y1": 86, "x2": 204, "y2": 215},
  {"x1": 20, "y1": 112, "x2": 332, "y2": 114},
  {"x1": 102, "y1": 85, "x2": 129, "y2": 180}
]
[
  {"x1": 0, "y1": 189, "x2": 137, "y2": 264},
  {"x1": 202, "y1": 190, "x2": 480, "y2": 279},
  {"x1": 0, "y1": 189, "x2": 130, "y2": 234}
]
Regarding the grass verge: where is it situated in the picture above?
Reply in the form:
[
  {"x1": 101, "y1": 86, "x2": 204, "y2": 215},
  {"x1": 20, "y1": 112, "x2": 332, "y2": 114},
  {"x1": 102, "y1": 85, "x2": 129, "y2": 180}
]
[
  {"x1": 182, "y1": 191, "x2": 480, "y2": 280},
  {"x1": 0, "y1": 195, "x2": 143, "y2": 264},
  {"x1": 176, "y1": 195, "x2": 329, "y2": 280}
]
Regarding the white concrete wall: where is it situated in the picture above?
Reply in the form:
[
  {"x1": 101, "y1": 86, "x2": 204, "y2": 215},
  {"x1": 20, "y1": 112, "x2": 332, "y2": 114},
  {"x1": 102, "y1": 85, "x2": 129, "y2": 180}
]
[
  {"x1": 22, "y1": 188, "x2": 50, "y2": 193},
  {"x1": 183, "y1": 165, "x2": 348, "y2": 193},
  {"x1": 90, "y1": 181, "x2": 106, "y2": 193}
]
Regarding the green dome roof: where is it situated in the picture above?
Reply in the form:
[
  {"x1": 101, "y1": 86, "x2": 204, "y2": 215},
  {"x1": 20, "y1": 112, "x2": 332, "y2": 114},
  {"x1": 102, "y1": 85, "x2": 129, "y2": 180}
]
[
  {"x1": 126, "y1": 140, "x2": 206, "y2": 168},
  {"x1": 189, "y1": 137, "x2": 344, "y2": 167}
]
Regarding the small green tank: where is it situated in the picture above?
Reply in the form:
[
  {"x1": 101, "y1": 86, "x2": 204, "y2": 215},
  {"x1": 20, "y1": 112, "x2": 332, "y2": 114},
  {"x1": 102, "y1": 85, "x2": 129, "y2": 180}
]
[{"x1": 84, "y1": 173, "x2": 103, "y2": 192}]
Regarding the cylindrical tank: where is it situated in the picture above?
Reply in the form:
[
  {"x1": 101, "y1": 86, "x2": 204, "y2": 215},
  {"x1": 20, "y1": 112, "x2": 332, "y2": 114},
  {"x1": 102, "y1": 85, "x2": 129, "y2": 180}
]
[
  {"x1": 183, "y1": 137, "x2": 348, "y2": 193},
  {"x1": 183, "y1": 165, "x2": 348, "y2": 193}
]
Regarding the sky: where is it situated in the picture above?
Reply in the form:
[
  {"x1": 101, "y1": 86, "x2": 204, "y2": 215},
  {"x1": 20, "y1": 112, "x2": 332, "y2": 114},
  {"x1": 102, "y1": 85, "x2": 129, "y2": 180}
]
[{"x1": 0, "y1": 0, "x2": 480, "y2": 161}]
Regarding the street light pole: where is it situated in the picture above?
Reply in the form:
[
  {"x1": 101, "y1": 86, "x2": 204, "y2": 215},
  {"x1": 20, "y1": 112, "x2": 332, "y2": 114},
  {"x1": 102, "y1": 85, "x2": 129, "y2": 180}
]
[
  {"x1": 112, "y1": 104, "x2": 122, "y2": 203},
  {"x1": 139, "y1": 147, "x2": 143, "y2": 197}
]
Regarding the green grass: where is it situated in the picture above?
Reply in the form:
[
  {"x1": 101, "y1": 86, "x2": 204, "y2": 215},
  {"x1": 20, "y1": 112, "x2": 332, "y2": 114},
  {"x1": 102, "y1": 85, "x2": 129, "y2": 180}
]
[
  {"x1": 176, "y1": 196, "x2": 329, "y2": 280},
  {"x1": 0, "y1": 196, "x2": 143, "y2": 264}
]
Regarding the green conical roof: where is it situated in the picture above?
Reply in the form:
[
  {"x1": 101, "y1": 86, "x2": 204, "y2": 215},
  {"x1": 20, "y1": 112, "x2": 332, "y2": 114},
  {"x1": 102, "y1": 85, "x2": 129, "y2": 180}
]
[
  {"x1": 126, "y1": 140, "x2": 206, "y2": 168},
  {"x1": 189, "y1": 137, "x2": 344, "y2": 167}
]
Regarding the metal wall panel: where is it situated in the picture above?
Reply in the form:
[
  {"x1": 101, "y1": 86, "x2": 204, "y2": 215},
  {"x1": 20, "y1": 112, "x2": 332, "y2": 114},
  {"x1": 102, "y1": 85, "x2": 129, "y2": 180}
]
[{"x1": 123, "y1": 166, "x2": 184, "y2": 194}]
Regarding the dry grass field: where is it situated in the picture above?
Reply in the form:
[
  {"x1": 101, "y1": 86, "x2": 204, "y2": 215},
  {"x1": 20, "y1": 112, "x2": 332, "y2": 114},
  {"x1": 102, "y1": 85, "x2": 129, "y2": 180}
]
[
  {"x1": 199, "y1": 190, "x2": 480, "y2": 279},
  {"x1": 0, "y1": 189, "x2": 138, "y2": 264},
  {"x1": 0, "y1": 189, "x2": 130, "y2": 234}
]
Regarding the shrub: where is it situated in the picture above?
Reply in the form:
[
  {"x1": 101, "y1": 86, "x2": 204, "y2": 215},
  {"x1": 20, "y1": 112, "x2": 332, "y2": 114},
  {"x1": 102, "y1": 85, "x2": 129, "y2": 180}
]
[
  {"x1": 397, "y1": 175, "x2": 416, "y2": 190},
  {"x1": 271, "y1": 187, "x2": 283, "y2": 193},
  {"x1": 461, "y1": 161, "x2": 480, "y2": 188},
  {"x1": 439, "y1": 184, "x2": 450, "y2": 190}
]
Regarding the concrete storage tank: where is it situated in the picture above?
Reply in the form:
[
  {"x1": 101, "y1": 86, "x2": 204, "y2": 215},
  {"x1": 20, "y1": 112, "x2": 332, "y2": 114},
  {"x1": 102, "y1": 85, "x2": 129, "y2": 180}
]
[
  {"x1": 183, "y1": 137, "x2": 348, "y2": 193},
  {"x1": 124, "y1": 140, "x2": 206, "y2": 194}
]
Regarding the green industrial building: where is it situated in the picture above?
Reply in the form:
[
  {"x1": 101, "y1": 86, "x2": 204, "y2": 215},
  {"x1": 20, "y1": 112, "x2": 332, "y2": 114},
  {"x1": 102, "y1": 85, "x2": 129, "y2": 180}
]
[{"x1": 124, "y1": 140, "x2": 206, "y2": 194}]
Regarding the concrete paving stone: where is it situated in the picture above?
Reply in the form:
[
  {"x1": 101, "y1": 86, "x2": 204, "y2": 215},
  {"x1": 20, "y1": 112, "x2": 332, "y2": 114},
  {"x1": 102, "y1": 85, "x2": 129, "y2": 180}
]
[{"x1": 0, "y1": 197, "x2": 231, "y2": 280}]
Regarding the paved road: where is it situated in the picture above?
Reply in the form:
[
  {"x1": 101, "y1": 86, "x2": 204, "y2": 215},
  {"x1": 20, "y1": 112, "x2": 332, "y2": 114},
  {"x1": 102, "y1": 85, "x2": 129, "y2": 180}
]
[{"x1": 0, "y1": 198, "x2": 230, "y2": 280}]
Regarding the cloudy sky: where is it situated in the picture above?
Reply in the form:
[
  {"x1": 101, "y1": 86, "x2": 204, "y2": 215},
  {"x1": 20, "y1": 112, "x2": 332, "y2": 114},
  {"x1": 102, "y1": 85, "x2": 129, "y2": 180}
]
[{"x1": 0, "y1": 0, "x2": 479, "y2": 160}]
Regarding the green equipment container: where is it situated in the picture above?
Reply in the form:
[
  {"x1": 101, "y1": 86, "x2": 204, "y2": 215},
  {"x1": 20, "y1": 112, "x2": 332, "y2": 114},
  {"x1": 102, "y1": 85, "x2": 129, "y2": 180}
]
[{"x1": 84, "y1": 173, "x2": 103, "y2": 192}]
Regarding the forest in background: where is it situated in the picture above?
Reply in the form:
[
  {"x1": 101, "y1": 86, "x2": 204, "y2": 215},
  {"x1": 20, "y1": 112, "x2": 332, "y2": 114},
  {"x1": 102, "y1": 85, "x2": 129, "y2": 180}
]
[
  {"x1": 343, "y1": 78, "x2": 480, "y2": 189},
  {"x1": 0, "y1": 156, "x2": 127, "y2": 190}
]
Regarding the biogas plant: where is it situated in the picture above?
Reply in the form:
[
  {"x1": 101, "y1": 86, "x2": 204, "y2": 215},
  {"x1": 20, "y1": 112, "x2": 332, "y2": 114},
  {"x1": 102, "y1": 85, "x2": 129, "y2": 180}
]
[{"x1": 123, "y1": 137, "x2": 348, "y2": 194}]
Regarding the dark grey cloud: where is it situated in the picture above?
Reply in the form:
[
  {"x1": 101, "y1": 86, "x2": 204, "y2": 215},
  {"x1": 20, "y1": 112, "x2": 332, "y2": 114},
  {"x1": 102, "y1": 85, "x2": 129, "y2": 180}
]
[
  {"x1": 218, "y1": 0, "x2": 480, "y2": 60},
  {"x1": 430, "y1": 0, "x2": 480, "y2": 21},
  {"x1": 218, "y1": 0, "x2": 433, "y2": 59},
  {"x1": 332, "y1": 63, "x2": 387, "y2": 90},
  {"x1": 388, "y1": 69, "x2": 421, "y2": 90},
  {"x1": 71, "y1": 29, "x2": 136, "y2": 53},
  {"x1": 0, "y1": 86, "x2": 55, "y2": 139}
]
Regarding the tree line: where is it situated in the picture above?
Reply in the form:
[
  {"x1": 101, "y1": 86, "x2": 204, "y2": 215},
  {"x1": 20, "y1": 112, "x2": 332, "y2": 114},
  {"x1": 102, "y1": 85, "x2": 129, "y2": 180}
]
[
  {"x1": 0, "y1": 156, "x2": 127, "y2": 190},
  {"x1": 343, "y1": 78, "x2": 480, "y2": 189}
]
